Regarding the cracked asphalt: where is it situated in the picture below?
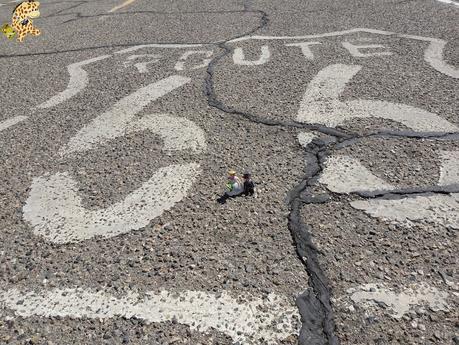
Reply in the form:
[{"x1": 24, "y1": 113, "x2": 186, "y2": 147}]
[{"x1": 0, "y1": 0, "x2": 458, "y2": 344}]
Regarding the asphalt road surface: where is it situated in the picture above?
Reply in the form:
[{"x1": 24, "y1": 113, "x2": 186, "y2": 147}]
[{"x1": 0, "y1": 0, "x2": 458, "y2": 344}]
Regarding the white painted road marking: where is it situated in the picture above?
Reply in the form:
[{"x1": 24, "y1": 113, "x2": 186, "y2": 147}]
[
  {"x1": 108, "y1": 0, "x2": 137, "y2": 13},
  {"x1": 23, "y1": 164, "x2": 201, "y2": 243},
  {"x1": 114, "y1": 44, "x2": 203, "y2": 55},
  {"x1": 436, "y1": 0, "x2": 459, "y2": 7},
  {"x1": 297, "y1": 64, "x2": 458, "y2": 132},
  {"x1": 123, "y1": 54, "x2": 162, "y2": 73},
  {"x1": 347, "y1": 283, "x2": 450, "y2": 319},
  {"x1": 25, "y1": 76, "x2": 206, "y2": 243},
  {"x1": 36, "y1": 55, "x2": 111, "y2": 109},
  {"x1": 319, "y1": 155, "x2": 394, "y2": 193},
  {"x1": 341, "y1": 42, "x2": 392, "y2": 57},
  {"x1": 229, "y1": 28, "x2": 459, "y2": 78},
  {"x1": 285, "y1": 42, "x2": 321, "y2": 60},
  {"x1": 174, "y1": 50, "x2": 213, "y2": 71},
  {"x1": 438, "y1": 151, "x2": 459, "y2": 186},
  {"x1": 423, "y1": 39, "x2": 459, "y2": 79},
  {"x1": 350, "y1": 193, "x2": 459, "y2": 230},
  {"x1": 128, "y1": 113, "x2": 206, "y2": 152},
  {"x1": 297, "y1": 131, "x2": 316, "y2": 147},
  {"x1": 60, "y1": 75, "x2": 190, "y2": 156},
  {"x1": 233, "y1": 45, "x2": 271, "y2": 66},
  {"x1": 0, "y1": 116, "x2": 28, "y2": 133},
  {"x1": 0, "y1": 288, "x2": 300, "y2": 345}
]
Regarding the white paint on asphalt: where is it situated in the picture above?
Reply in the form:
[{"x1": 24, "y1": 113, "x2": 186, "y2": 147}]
[
  {"x1": 25, "y1": 76, "x2": 206, "y2": 243},
  {"x1": 174, "y1": 50, "x2": 213, "y2": 71},
  {"x1": 423, "y1": 40, "x2": 459, "y2": 79},
  {"x1": 0, "y1": 287, "x2": 300, "y2": 344},
  {"x1": 0, "y1": 116, "x2": 28, "y2": 132},
  {"x1": 23, "y1": 163, "x2": 201, "y2": 243},
  {"x1": 228, "y1": 28, "x2": 394, "y2": 43},
  {"x1": 438, "y1": 151, "x2": 459, "y2": 186},
  {"x1": 114, "y1": 44, "x2": 203, "y2": 54},
  {"x1": 341, "y1": 42, "x2": 392, "y2": 57},
  {"x1": 348, "y1": 283, "x2": 450, "y2": 319},
  {"x1": 436, "y1": 0, "x2": 459, "y2": 7},
  {"x1": 60, "y1": 75, "x2": 191, "y2": 156},
  {"x1": 285, "y1": 42, "x2": 321, "y2": 60},
  {"x1": 36, "y1": 55, "x2": 111, "y2": 109},
  {"x1": 297, "y1": 132, "x2": 316, "y2": 147},
  {"x1": 350, "y1": 193, "x2": 459, "y2": 229},
  {"x1": 233, "y1": 45, "x2": 271, "y2": 66},
  {"x1": 319, "y1": 155, "x2": 394, "y2": 193},
  {"x1": 123, "y1": 54, "x2": 162, "y2": 73},
  {"x1": 228, "y1": 28, "x2": 458, "y2": 78},
  {"x1": 108, "y1": 0, "x2": 136, "y2": 13},
  {"x1": 128, "y1": 113, "x2": 207, "y2": 152},
  {"x1": 297, "y1": 64, "x2": 458, "y2": 132}
]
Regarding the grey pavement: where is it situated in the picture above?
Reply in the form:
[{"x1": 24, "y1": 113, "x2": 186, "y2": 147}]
[{"x1": 0, "y1": 0, "x2": 458, "y2": 344}]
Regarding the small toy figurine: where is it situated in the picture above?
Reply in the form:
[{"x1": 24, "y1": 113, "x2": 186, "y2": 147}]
[
  {"x1": 11, "y1": 0, "x2": 41, "y2": 42},
  {"x1": 225, "y1": 170, "x2": 244, "y2": 196},
  {"x1": 243, "y1": 172, "x2": 255, "y2": 196},
  {"x1": 1, "y1": 24, "x2": 16, "y2": 40}
]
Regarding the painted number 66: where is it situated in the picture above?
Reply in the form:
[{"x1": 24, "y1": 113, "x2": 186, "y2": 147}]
[{"x1": 23, "y1": 76, "x2": 206, "y2": 244}]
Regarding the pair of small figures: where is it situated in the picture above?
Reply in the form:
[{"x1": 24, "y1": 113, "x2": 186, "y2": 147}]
[{"x1": 225, "y1": 170, "x2": 255, "y2": 197}]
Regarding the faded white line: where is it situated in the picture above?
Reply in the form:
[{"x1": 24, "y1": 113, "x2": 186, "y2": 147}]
[
  {"x1": 36, "y1": 55, "x2": 111, "y2": 109},
  {"x1": 0, "y1": 116, "x2": 28, "y2": 132},
  {"x1": 128, "y1": 113, "x2": 206, "y2": 152},
  {"x1": 297, "y1": 132, "x2": 316, "y2": 147},
  {"x1": 319, "y1": 155, "x2": 394, "y2": 193},
  {"x1": 341, "y1": 42, "x2": 392, "y2": 57},
  {"x1": 0, "y1": 287, "x2": 300, "y2": 345},
  {"x1": 233, "y1": 45, "x2": 271, "y2": 66},
  {"x1": 124, "y1": 54, "x2": 161, "y2": 73},
  {"x1": 297, "y1": 64, "x2": 458, "y2": 132},
  {"x1": 60, "y1": 75, "x2": 190, "y2": 156},
  {"x1": 228, "y1": 28, "x2": 394, "y2": 43},
  {"x1": 438, "y1": 151, "x2": 459, "y2": 186},
  {"x1": 285, "y1": 42, "x2": 321, "y2": 60},
  {"x1": 424, "y1": 40, "x2": 459, "y2": 79},
  {"x1": 350, "y1": 193, "x2": 459, "y2": 229},
  {"x1": 23, "y1": 163, "x2": 201, "y2": 243},
  {"x1": 436, "y1": 0, "x2": 459, "y2": 6},
  {"x1": 347, "y1": 283, "x2": 450, "y2": 319},
  {"x1": 174, "y1": 50, "x2": 213, "y2": 71},
  {"x1": 108, "y1": 0, "x2": 136, "y2": 13},
  {"x1": 229, "y1": 28, "x2": 458, "y2": 78},
  {"x1": 115, "y1": 44, "x2": 203, "y2": 54}
]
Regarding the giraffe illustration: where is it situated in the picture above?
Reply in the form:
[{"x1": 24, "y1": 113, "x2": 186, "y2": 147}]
[{"x1": 11, "y1": 0, "x2": 41, "y2": 42}]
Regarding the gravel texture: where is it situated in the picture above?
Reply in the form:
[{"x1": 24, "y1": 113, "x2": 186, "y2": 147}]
[{"x1": 0, "y1": 0, "x2": 458, "y2": 344}]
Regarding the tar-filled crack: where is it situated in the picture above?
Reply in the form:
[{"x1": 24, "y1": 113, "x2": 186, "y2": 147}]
[
  {"x1": 2, "y1": 0, "x2": 453, "y2": 342},
  {"x1": 203, "y1": 3, "x2": 458, "y2": 345},
  {"x1": 204, "y1": 4, "x2": 343, "y2": 345}
]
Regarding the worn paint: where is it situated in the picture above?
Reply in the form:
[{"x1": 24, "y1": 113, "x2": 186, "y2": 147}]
[
  {"x1": 350, "y1": 193, "x2": 459, "y2": 229},
  {"x1": 319, "y1": 155, "x2": 393, "y2": 193},
  {"x1": 0, "y1": 287, "x2": 300, "y2": 344},
  {"x1": 60, "y1": 75, "x2": 191, "y2": 156},
  {"x1": 348, "y1": 283, "x2": 450, "y2": 319},
  {"x1": 36, "y1": 55, "x2": 111, "y2": 109},
  {"x1": 297, "y1": 64, "x2": 457, "y2": 132}
]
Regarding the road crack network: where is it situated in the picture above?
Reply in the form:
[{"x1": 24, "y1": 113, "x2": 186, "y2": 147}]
[
  {"x1": 1, "y1": 0, "x2": 456, "y2": 342},
  {"x1": 204, "y1": 2, "x2": 458, "y2": 345}
]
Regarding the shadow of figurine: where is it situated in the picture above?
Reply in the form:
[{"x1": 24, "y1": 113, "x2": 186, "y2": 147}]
[{"x1": 216, "y1": 193, "x2": 232, "y2": 204}]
